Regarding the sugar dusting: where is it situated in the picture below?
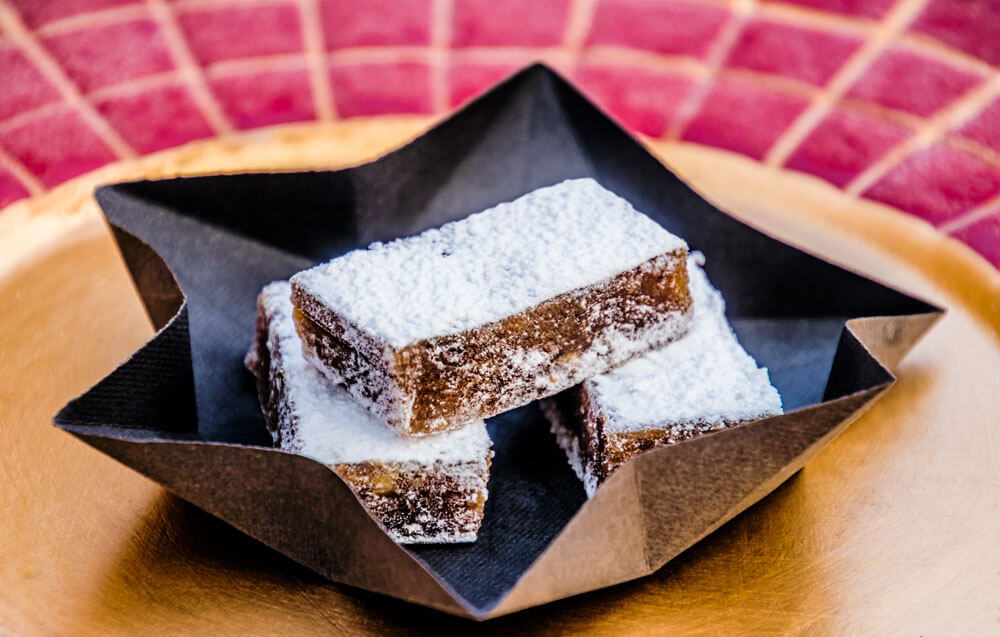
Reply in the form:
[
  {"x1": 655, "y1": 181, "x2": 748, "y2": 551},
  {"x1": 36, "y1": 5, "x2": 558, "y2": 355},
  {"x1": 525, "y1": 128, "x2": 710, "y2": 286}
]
[
  {"x1": 291, "y1": 178, "x2": 687, "y2": 347},
  {"x1": 254, "y1": 282, "x2": 492, "y2": 466},
  {"x1": 587, "y1": 256, "x2": 783, "y2": 433}
]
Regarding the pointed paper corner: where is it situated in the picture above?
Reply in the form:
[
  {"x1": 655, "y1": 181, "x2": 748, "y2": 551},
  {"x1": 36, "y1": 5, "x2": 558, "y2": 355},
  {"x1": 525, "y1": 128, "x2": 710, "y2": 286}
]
[{"x1": 847, "y1": 307, "x2": 944, "y2": 372}]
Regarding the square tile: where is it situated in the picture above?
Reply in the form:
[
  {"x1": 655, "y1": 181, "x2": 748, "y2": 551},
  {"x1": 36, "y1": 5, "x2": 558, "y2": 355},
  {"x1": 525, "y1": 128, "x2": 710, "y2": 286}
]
[
  {"x1": 586, "y1": 0, "x2": 730, "y2": 59},
  {"x1": 761, "y1": 0, "x2": 895, "y2": 19},
  {"x1": 448, "y1": 63, "x2": 520, "y2": 107},
  {"x1": 910, "y1": 0, "x2": 1000, "y2": 66},
  {"x1": 452, "y1": 0, "x2": 571, "y2": 47},
  {"x1": 724, "y1": 19, "x2": 862, "y2": 86},
  {"x1": 574, "y1": 63, "x2": 695, "y2": 137},
  {"x1": 845, "y1": 47, "x2": 984, "y2": 118},
  {"x1": 42, "y1": 18, "x2": 174, "y2": 94},
  {"x1": 210, "y1": 67, "x2": 315, "y2": 130},
  {"x1": 949, "y1": 208, "x2": 1000, "y2": 269},
  {"x1": 862, "y1": 143, "x2": 1000, "y2": 226},
  {"x1": 7, "y1": 0, "x2": 141, "y2": 30},
  {"x1": 330, "y1": 62, "x2": 432, "y2": 117},
  {"x1": 0, "y1": 44, "x2": 61, "y2": 122},
  {"x1": 321, "y1": 0, "x2": 432, "y2": 49},
  {"x1": 95, "y1": 82, "x2": 213, "y2": 154},
  {"x1": 955, "y1": 97, "x2": 1000, "y2": 154},
  {"x1": 0, "y1": 107, "x2": 115, "y2": 187},
  {"x1": 0, "y1": 165, "x2": 30, "y2": 207},
  {"x1": 785, "y1": 106, "x2": 910, "y2": 187},
  {"x1": 177, "y1": 4, "x2": 303, "y2": 66},
  {"x1": 681, "y1": 77, "x2": 808, "y2": 159}
]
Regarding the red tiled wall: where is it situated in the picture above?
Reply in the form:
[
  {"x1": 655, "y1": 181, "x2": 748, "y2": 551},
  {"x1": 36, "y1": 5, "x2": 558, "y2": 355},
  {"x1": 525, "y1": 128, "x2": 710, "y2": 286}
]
[
  {"x1": 845, "y1": 48, "x2": 985, "y2": 118},
  {"x1": 321, "y1": 0, "x2": 433, "y2": 49},
  {"x1": 0, "y1": 165, "x2": 30, "y2": 207},
  {"x1": 682, "y1": 78, "x2": 809, "y2": 160},
  {"x1": 723, "y1": 19, "x2": 863, "y2": 87},
  {"x1": 574, "y1": 64, "x2": 695, "y2": 137},
  {"x1": 1, "y1": 0, "x2": 1000, "y2": 273},
  {"x1": 210, "y1": 68, "x2": 316, "y2": 130},
  {"x1": 586, "y1": 0, "x2": 729, "y2": 59},
  {"x1": 785, "y1": 106, "x2": 910, "y2": 188},
  {"x1": 177, "y1": 4, "x2": 303, "y2": 65},
  {"x1": 41, "y1": 18, "x2": 175, "y2": 94},
  {"x1": 95, "y1": 82, "x2": 213, "y2": 153},
  {"x1": 0, "y1": 108, "x2": 116, "y2": 187}
]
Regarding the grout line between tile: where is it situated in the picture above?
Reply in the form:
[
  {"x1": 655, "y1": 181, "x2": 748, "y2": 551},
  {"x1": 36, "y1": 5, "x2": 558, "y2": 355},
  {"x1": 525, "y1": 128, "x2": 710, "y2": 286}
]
[
  {"x1": 939, "y1": 190, "x2": 1000, "y2": 234},
  {"x1": 0, "y1": 0, "x2": 136, "y2": 158},
  {"x1": 844, "y1": 75, "x2": 1000, "y2": 196},
  {"x1": 898, "y1": 31, "x2": 996, "y2": 77},
  {"x1": 203, "y1": 53, "x2": 312, "y2": 77},
  {"x1": 664, "y1": 0, "x2": 757, "y2": 140},
  {"x1": 328, "y1": 46, "x2": 434, "y2": 66},
  {"x1": 0, "y1": 102, "x2": 67, "y2": 135},
  {"x1": 561, "y1": 0, "x2": 598, "y2": 75},
  {"x1": 836, "y1": 96, "x2": 925, "y2": 129},
  {"x1": 756, "y1": 2, "x2": 874, "y2": 36},
  {"x1": 0, "y1": 145, "x2": 45, "y2": 195},
  {"x1": 579, "y1": 46, "x2": 709, "y2": 79},
  {"x1": 449, "y1": 46, "x2": 570, "y2": 66},
  {"x1": 84, "y1": 70, "x2": 184, "y2": 102},
  {"x1": 430, "y1": 0, "x2": 454, "y2": 114},
  {"x1": 33, "y1": 5, "x2": 151, "y2": 37},
  {"x1": 763, "y1": 0, "x2": 929, "y2": 168},
  {"x1": 146, "y1": 0, "x2": 234, "y2": 135},
  {"x1": 170, "y1": 0, "x2": 289, "y2": 12},
  {"x1": 717, "y1": 67, "x2": 818, "y2": 98},
  {"x1": 947, "y1": 135, "x2": 1000, "y2": 172},
  {"x1": 298, "y1": 0, "x2": 336, "y2": 121}
]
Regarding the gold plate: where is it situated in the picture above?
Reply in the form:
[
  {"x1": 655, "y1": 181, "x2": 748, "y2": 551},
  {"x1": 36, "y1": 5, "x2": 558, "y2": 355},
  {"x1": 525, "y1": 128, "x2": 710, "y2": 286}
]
[{"x1": 1, "y1": 119, "x2": 998, "y2": 634}]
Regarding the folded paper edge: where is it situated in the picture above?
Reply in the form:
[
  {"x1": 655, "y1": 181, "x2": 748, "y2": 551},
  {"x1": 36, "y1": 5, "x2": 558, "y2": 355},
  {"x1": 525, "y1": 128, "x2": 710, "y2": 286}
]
[
  {"x1": 56, "y1": 428, "x2": 480, "y2": 618},
  {"x1": 56, "y1": 64, "x2": 947, "y2": 620},
  {"x1": 483, "y1": 310, "x2": 941, "y2": 618}
]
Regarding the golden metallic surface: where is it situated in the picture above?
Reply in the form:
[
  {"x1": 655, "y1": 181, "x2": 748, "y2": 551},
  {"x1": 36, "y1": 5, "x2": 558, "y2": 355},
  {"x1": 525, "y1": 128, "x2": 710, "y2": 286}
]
[{"x1": 1, "y1": 120, "x2": 998, "y2": 635}]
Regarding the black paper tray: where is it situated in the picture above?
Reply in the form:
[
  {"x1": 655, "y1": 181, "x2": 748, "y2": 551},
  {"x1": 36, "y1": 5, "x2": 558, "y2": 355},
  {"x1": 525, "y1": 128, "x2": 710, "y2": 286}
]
[{"x1": 54, "y1": 65, "x2": 941, "y2": 619}]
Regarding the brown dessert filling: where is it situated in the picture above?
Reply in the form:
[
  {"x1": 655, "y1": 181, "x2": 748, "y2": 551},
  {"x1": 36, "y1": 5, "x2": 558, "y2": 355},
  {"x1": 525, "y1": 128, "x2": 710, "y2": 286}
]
[
  {"x1": 294, "y1": 249, "x2": 691, "y2": 435},
  {"x1": 335, "y1": 460, "x2": 491, "y2": 541}
]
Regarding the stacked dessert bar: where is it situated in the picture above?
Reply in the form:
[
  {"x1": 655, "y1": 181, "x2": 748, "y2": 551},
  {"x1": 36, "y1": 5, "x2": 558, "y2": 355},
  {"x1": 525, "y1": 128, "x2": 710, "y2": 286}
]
[{"x1": 246, "y1": 178, "x2": 781, "y2": 543}]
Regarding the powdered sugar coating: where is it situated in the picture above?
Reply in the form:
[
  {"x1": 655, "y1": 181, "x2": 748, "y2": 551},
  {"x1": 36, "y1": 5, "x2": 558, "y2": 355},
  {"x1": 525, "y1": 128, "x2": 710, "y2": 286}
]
[
  {"x1": 586, "y1": 256, "x2": 783, "y2": 433},
  {"x1": 291, "y1": 178, "x2": 687, "y2": 347},
  {"x1": 256, "y1": 282, "x2": 491, "y2": 466}
]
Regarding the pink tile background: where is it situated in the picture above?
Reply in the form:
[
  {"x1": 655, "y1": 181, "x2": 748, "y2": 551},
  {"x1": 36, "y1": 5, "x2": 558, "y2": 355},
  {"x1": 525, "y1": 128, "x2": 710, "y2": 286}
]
[
  {"x1": 785, "y1": 106, "x2": 911, "y2": 187},
  {"x1": 724, "y1": 19, "x2": 862, "y2": 87},
  {"x1": 0, "y1": 45, "x2": 61, "y2": 121},
  {"x1": 211, "y1": 68, "x2": 316, "y2": 130},
  {"x1": 763, "y1": 0, "x2": 896, "y2": 20},
  {"x1": 681, "y1": 78, "x2": 809, "y2": 160},
  {"x1": 95, "y1": 83, "x2": 212, "y2": 153},
  {"x1": 949, "y1": 208, "x2": 1000, "y2": 268},
  {"x1": 41, "y1": 18, "x2": 174, "y2": 94},
  {"x1": 0, "y1": 165, "x2": 30, "y2": 207},
  {"x1": 0, "y1": 108, "x2": 116, "y2": 187},
  {"x1": 863, "y1": 143, "x2": 1000, "y2": 227},
  {"x1": 575, "y1": 64, "x2": 695, "y2": 137},
  {"x1": 586, "y1": 0, "x2": 729, "y2": 59},
  {"x1": 452, "y1": 0, "x2": 570, "y2": 48},
  {"x1": 321, "y1": 0, "x2": 432, "y2": 49},
  {"x1": 177, "y1": 4, "x2": 303, "y2": 66},
  {"x1": 1, "y1": 0, "x2": 1000, "y2": 273},
  {"x1": 330, "y1": 63, "x2": 433, "y2": 117},
  {"x1": 845, "y1": 48, "x2": 984, "y2": 117}
]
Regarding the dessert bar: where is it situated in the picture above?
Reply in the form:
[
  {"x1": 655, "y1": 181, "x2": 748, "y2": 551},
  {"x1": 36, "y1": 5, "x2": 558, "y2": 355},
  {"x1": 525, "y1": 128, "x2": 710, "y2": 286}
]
[
  {"x1": 246, "y1": 282, "x2": 493, "y2": 543},
  {"x1": 290, "y1": 178, "x2": 692, "y2": 436},
  {"x1": 543, "y1": 257, "x2": 783, "y2": 497}
]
